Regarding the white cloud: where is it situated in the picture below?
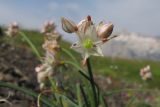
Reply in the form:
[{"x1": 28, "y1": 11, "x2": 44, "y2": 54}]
[
  {"x1": 0, "y1": 0, "x2": 160, "y2": 38},
  {"x1": 92, "y1": 0, "x2": 160, "y2": 35}
]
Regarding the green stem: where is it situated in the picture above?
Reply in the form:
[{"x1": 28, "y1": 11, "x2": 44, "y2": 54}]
[
  {"x1": 80, "y1": 84, "x2": 90, "y2": 107},
  {"x1": 0, "y1": 81, "x2": 53, "y2": 107},
  {"x1": 64, "y1": 61, "x2": 99, "y2": 89},
  {"x1": 19, "y1": 31, "x2": 41, "y2": 59},
  {"x1": 86, "y1": 58, "x2": 98, "y2": 107},
  {"x1": 64, "y1": 61, "x2": 88, "y2": 78}
]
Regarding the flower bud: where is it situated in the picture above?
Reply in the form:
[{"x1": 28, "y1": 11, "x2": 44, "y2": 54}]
[
  {"x1": 61, "y1": 17, "x2": 77, "y2": 33},
  {"x1": 97, "y1": 21, "x2": 114, "y2": 39}
]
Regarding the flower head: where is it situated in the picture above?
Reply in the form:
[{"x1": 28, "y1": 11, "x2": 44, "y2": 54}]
[
  {"x1": 41, "y1": 21, "x2": 56, "y2": 34},
  {"x1": 36, "y1": 22, "x2": 61, "y2": 89},
  {"x1": 61, "y1": 15, "x2": 116, "y2": 64},
  {"x1": 41, "y1": 21, "x2": 61, "y2": 41},
  {"x1": 140, "y1": 65, "x2": 152, "y2": 81},
  {"x1": 42, "y1": 40, "x2": 60, "y2": 57},
  {"x1": 44, "y1": 32, "x2": 61, "y2": 41},
  {"x1": 35, "y1": 64, "x2": 54, "y2": 89},
  {"x1": 6, "y1": 22, "x2": 19, "y2": 37}
]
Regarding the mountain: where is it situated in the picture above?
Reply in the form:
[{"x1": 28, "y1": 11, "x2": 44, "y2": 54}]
[{"x1": 102, "y1": 32, "x2": 160, "y2": 60}]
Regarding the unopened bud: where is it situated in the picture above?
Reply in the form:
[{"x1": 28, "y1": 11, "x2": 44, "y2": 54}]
[
  {"x1": 97, "y1": 21, "x2": 114, "y2": 39},
  {"x1": 61, "y1": 17, "x2": 77, "y2": 33}
]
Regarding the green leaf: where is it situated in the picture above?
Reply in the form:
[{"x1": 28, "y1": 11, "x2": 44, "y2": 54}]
[
  {"x1": 61, "y1": 48, "x2": 78, "y2": 63},
  {"x1": 0, "y1": 81, "x2": 53, "y2": 107},
  {"x1": 76, "y1": 83, "x2": 83, "y2": 107}
]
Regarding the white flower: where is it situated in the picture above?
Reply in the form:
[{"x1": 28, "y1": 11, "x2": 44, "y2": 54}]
[
  {"x1": 6, "y1": 22, "x2": 19, "y2": 37},
  {"x1": 43, "y1": 40, "x2": 60, "y2": 56},
  {"x1": 140, "y1": 65, "x2": 152, "y2": 80},
  {"x1": 42, "y1": 21, "x2": 61, "y2": 42},
  {"x1": 37, "y1": 23, "x2": 61, "y2": 89},
  {"x1": 44, "y1": 32, "x2": 61, "y2": 41},
  {"x1": 35, "y1": 64, "x2": 54, "y2": 89},
  {"x1": 61, "y1": 15, "x2": 115, "y2": 64}
]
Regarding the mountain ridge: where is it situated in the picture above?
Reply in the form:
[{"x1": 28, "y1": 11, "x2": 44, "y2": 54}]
[{"x1": 102, "y1": 32, "x2": 160, "y2": 61}]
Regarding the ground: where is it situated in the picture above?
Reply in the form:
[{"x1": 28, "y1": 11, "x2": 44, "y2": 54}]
[
  {"x1": 0, "y1": 41, "x2": 39, "y2": 107},
  {"x1": 0, "y1": 31, "x2": 160, "y2": 107}
]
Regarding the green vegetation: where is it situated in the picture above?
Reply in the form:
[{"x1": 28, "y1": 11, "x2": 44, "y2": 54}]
[
  {"x1": 1, "y1": 29, "x2": 160, "y2": 107},
  {"x1": 3, "y1": 30, "x2": 160, "y2": 89}
]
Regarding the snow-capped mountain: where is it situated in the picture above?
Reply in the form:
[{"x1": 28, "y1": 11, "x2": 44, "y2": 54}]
[{"x1": 102, "y1": 32, "x2": 160, "y2": 60}]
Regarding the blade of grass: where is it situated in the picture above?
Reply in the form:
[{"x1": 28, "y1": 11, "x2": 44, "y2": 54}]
[
  {"x1": 64, "y1": 61, "x2": 88, "y2": 78},
  {"x1": 61, "y1": 48, "x2": 78, "y2": 63},
  {"x1": 55, "y1": 93, "x2": 78, "y2": 107},
  {"x1": 100, "y1": 94, "x2": 109, "y2": 107},
  {"x1": 0, "y1": 81, "x2": 53, "y2": 107},
  {"x1": 19, "y1": 31, "x2": 41, "y2": 59},
  {"x1": 64, "y1": 60, "x2": 100, "y2": 105},
  {"x1": 125, "y1": 95, "x2": 136, "y2": 107},
  {"x1": 76, "y1": 83, "x2": 83, "y2": 107}
]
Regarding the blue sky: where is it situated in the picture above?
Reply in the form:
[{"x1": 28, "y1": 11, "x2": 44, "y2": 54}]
[{"x1": 0, "y1": 0, "x2": 160, "y2": 40}]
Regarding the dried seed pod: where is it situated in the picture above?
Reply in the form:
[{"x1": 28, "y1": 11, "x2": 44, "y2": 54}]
[
  {"x1": 61, "y1": 17, "x2": 77, "y2": 33},
  {"x1": 97, "y1": 21, "x2": 114, "y2": 39}
]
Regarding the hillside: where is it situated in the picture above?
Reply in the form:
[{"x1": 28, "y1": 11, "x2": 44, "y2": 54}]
[
  {"x1": 1, "y1": 30, "x2": 160, "y2": 107},
  {"x1": 1, "y1": 30, "x2": 160, "y2": 88}
]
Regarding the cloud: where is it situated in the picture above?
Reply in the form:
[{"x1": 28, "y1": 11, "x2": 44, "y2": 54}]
[
  {"x1": 0, "y1": 0, "x2": 160, "y2": 39},
  {"x1": 91, "y1": 0, "x2": 160, "y2": 35}
]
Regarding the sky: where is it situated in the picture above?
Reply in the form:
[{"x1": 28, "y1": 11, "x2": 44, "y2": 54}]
[{"x1": 0, "y1": 0, "x2": 160, "y2": 41}]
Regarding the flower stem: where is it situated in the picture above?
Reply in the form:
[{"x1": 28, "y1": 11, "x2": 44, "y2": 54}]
[
  {"x1": 80, "y1": 84, "x2": 90, "y2": 107},
  {"x1": 86, "y1": 58, "x2": 98, "y2": 107}
]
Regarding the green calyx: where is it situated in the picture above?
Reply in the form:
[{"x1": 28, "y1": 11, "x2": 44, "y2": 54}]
[{"x1": 83, "y1": 38, "x2": 93, "y2": 49}]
